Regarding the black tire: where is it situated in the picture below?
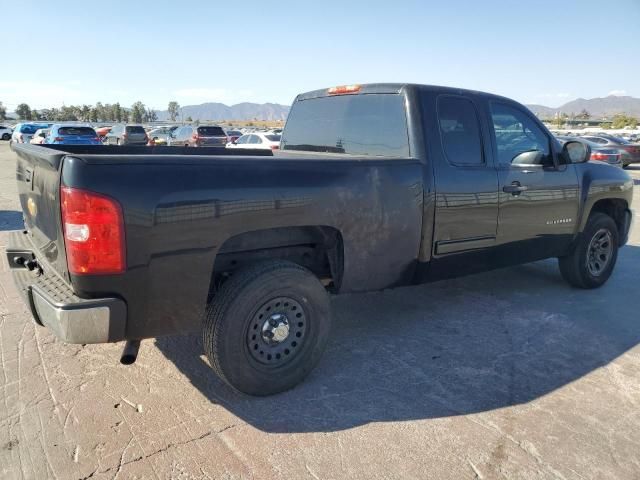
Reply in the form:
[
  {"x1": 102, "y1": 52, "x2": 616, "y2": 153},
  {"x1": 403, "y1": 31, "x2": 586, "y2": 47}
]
[
  {"x1": 1, "y1": 133, "x2": 9, "y2": 141},
  {"x1": 558, "y1": 212, "x2": 619, "y2": 289},
  {"x1": 202, "y1": 260, "x2": 331, "y2": 396}
]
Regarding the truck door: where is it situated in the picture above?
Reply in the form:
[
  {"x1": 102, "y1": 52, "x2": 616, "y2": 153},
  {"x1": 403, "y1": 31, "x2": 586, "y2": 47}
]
[
  {"x1": 429, "y1": 94, "x2": 499, "y2": 255},
  {"x1": 489, "y1": 102, "x2": 579, "y2": 258}
]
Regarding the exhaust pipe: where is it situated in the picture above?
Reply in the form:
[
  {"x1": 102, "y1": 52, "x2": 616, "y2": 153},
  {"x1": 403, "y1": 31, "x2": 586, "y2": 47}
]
[{"x1": 120, "y1": 340, "x2": 141, "y2": 365}]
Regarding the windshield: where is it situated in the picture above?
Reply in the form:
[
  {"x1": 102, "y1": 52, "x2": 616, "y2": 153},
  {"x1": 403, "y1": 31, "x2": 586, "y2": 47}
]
[
  {"x1": 282, "y1": 94, "x2": 410, "y2": 156},
  {"x1": 58, "y1": 127, "x2": 96, "y2": 136}
]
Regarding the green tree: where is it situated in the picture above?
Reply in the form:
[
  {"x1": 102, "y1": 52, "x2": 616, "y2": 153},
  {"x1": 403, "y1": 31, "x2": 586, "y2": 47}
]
[
  {"x1": 144, "y1": 108, "x2": 158, "y2": 122},
  {"x1": 0, "y1": 101, "x2": 6, "y2": 121},
  {"x1": 168, "y1": 101, "x2": 180, "y2": 122},
  {"x1": 113, "y1": 103, "x2": 123, "y2": 122},
  {"x1": 611, "y1": 114, "x2": 638, "y2": 129},
  {"x1": 130, "y1": 101, "x2": 145, "y2": 123},
  {"x1": 16, "y1": 103, "x2": 32, "y2": 120},
  {"x1": 60, "y1": 106, "x2": 78, "y2": 121},
  {"x1": 578, "y1": 109, "x2": 591, "y2": 120},
  {"x1": 80, "y1": 105, "x2": 91, "y2": 122},
  {"x1": 90, "y1": 108, "x2": 98, "y2": 123},
  {"x1": 31, "y1": 109, "x2": 41, "y2": 120},
  {"x1": 185, "y1": 116, "x2": 193, "y2": 122}
]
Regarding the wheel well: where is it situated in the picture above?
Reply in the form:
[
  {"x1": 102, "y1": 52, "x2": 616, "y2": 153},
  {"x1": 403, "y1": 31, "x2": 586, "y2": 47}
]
[
  {"x1": 590, "y1": 199, "x2": 628, "y2": 239},
  {"x1": 210, "y1": 226, "x2": 344, "y2": 295}
]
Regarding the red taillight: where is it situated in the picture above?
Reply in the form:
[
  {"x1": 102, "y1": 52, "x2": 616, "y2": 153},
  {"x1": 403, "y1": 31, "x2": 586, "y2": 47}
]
[
  {"x1": 270, "y1": 145, "x2": 279, "y2": 150},
  {"x1": 19, "y1": 134, "x2": 24, "y2": 142},
  {"x1": 328, "y1": 84, "x2": 361, "y2": 95},
  {"x1": 54, "y1": 137, "x2": 64, "y2": 142},
  {"x1": 590, "y1": 152, "x2": 608, "y2": 161},
  {"x1": 122, "y1": 132, "x2": 128, "y2": 139},
  {"x1": 61, "y1": 187, "x2": 125, "y2": 275}
]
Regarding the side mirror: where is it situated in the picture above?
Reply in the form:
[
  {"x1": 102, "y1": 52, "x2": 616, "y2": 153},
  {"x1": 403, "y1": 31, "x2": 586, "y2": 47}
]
[{"x1": 563, "y1": 141, "x2": 590, "y2": 164}]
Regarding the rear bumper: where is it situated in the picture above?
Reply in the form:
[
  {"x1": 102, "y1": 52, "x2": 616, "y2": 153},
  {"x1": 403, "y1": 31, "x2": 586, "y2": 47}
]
[{"x1": 6, "y1": 230, "x2": 126, "y2": 344}]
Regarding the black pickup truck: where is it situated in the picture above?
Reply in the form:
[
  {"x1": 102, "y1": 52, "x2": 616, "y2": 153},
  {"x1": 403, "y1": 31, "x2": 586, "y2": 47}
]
[{"x1": 7, "y1": 83, "x2": 634, "y2": 395}]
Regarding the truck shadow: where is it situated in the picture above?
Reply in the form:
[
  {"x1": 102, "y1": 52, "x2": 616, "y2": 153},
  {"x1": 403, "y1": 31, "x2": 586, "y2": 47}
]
[
  {"x1": 156, "y1": 245, "x2": 640, "y2": 433},
  {"x1": 0, "y1": 210, "x2": 23, "y2": 231}
]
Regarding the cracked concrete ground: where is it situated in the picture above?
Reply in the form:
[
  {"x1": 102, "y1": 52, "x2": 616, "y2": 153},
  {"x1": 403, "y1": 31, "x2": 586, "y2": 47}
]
[{"x1": 0, "y1": 140, "x2": 639, "y2": 479}]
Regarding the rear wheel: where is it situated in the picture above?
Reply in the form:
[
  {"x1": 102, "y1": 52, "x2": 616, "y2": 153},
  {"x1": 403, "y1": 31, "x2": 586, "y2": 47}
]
[
  {"x1": 558, "y1": 212, "x2": 618, "y2": 288},
  {"x1": 1, "y1": 133, "x2": 9, "y2": 141},
  {"x1": 202, "y1": 260, "x2": 331, "y2": 396}
]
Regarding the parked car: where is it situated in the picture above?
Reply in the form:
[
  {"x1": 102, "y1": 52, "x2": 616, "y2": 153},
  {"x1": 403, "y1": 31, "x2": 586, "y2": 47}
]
[
  {"x1": 95, "y1": 126, "x2": 112, "y2": 138},
  {"x1": 44, "y1": 125, "x2": 101, "y2": 145},
  {"x1": 0, "y1": 124, "x2": 12, "y2": 140},
  {"x1": 556, "y1": 136, "x2": 622, "y2": 168},
  {"x1": 167, "y1": 125, "x2": 228, "y2": 147},
  {"x1": 147, "y1": 126, "x2": 178, "y2": 145},
  {"x1": 29, "y1": 128, "x2": 50, "y2": 144},
  {"x1": 225, "y1": 129, "x2": 243, "y2": 143},
  {"x1": 227, "y1": 132, "x2": 281, "y2": 150},
  {"x1": 103, "y1": 124, "x2": 149, "y2": 146},
  {"x1": 11, "y1": 123, "x2": 51, "y2": 144},
  {"x1": 580, "y1": 134, "x2": 640, "y2": 168},
  {"x1": 7, "y1": 83, "x2": 633, "y2": 396}
]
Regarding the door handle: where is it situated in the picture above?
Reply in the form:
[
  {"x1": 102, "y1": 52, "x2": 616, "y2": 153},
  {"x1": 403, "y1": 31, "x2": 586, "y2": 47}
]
[{"x1": 503, "y1": 182, "x2": 528, "y2": 195}]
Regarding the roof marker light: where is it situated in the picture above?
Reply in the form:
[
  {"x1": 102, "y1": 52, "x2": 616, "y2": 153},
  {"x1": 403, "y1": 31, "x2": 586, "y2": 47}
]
[{"x1": 328, "y1": 84, "x2": 361, "y2": 95}]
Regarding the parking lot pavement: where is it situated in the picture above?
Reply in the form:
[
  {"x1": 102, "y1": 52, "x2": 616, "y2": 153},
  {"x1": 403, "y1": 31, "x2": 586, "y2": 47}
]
[{"x1": 0, "y1": 141, "x2": 639, "y2": 479}]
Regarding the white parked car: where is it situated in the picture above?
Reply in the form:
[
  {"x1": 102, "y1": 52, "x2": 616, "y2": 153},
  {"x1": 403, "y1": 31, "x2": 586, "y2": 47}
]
[
  {"x1": 29, "y1": 128, "x2": 50, "y2": 144},
  {"x1": 0, "y1": 124, "x2": 12, "y2": 141},
  {"x1": 226, "y1": 133, "x2": 281, "y2": 150},
  {"x1": 11, "y1": 123, "x2": 51, "y2": 144}
]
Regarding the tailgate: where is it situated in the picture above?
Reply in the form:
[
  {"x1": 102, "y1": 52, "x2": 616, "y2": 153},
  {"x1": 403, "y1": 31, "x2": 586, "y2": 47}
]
[{"x1": 13, "y1": 144, "x2": 69, "y2": 277}]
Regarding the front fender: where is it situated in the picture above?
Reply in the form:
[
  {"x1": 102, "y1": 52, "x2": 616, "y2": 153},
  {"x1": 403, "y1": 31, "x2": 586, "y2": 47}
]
[{"x1": 575, "y1": 162, "x2": 633, "y2": 233}]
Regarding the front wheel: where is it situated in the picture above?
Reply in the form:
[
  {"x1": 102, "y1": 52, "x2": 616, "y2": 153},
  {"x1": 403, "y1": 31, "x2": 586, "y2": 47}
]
[
  {"x1": 202, "y1": 260, "x2": 331, "y2": 396},
  {"x1": 558, "y1": 212, "x2": 619, "y2": 288}
]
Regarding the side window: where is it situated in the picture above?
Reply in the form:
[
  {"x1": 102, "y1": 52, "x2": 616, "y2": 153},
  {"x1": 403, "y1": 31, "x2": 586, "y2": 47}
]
[
  {"x1": 254, "y1": 136, "x2": 263, "y2": 144},
  {"x1": 490, "y1": 103, "x2": 552, "y2": 167},
  {"x1": 437, "y1": 96, "x2": 483, "y2": 166},
  {"x1": 247, "y1": 135, "x2": 258, "y2": 144},
  {"x1": 236, "y1": 135, "x2": 248, "y2": 144}
]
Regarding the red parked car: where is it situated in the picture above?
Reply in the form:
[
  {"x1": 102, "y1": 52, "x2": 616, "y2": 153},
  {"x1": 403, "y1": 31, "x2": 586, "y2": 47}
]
[{"x1": 95, "y1": 126, "x2": 112, "y2": 139}]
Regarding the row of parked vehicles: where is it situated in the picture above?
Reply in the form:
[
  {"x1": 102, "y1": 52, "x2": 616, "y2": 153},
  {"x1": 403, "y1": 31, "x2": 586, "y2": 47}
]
[
  {"x1": 4, "y1": 121, "x2": 639, "y2": 167},
  {"x1": 552, "y1": 132, "x2": 640, "y2": 168},
  {"x1": 4, "y1": 122, "x2": 282, "y2": 151}
]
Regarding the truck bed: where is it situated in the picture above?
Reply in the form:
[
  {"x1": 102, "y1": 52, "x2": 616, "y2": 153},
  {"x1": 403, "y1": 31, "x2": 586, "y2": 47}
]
[{"x1": 11, "y1": 143, "x2": 425, "y2": 340}]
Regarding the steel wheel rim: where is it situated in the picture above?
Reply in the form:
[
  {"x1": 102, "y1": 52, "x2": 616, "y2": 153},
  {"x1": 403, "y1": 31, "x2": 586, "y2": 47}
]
[
  {"x1": 586, "y1": 228, "x2": 613, "y2": 276},
  {"x1": 246, "y1": 296, "x2": 307, "y2": 366}
]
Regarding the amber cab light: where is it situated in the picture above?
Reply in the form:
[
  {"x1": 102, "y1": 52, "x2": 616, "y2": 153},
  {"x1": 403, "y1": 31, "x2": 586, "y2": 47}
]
[
  {"x1": 61, "y1": 186, "x2": 125, "y2": 275},
  {"x1": 328, "y1": 84, "x2": 361, "y2": 95}
]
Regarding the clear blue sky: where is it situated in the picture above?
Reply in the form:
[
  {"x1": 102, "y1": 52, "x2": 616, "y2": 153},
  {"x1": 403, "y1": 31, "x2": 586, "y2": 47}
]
[{"x1": 2, "y1": 0, "x2": 639, "y2": 111}]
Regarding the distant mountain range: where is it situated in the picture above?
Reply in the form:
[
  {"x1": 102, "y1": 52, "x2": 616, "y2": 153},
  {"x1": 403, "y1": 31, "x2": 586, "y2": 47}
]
[
  {"x1": 526, "y1": 95, "x2": 640, "y2": 119},
  {"x1": 155, "y1": 102, "x2": 290, "y2": 121}
]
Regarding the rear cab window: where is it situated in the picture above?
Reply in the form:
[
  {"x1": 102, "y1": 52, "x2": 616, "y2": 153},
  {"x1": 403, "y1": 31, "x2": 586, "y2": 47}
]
[
  {"x1": 437, "y1": 96, "x2": 484, "y2": 166},
  {"x1": 281, "y1": 93, "x2": 410, "y2": 157},
  {"x1": 126, "y1": 126, "x2": 145, "y2": 133}
]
